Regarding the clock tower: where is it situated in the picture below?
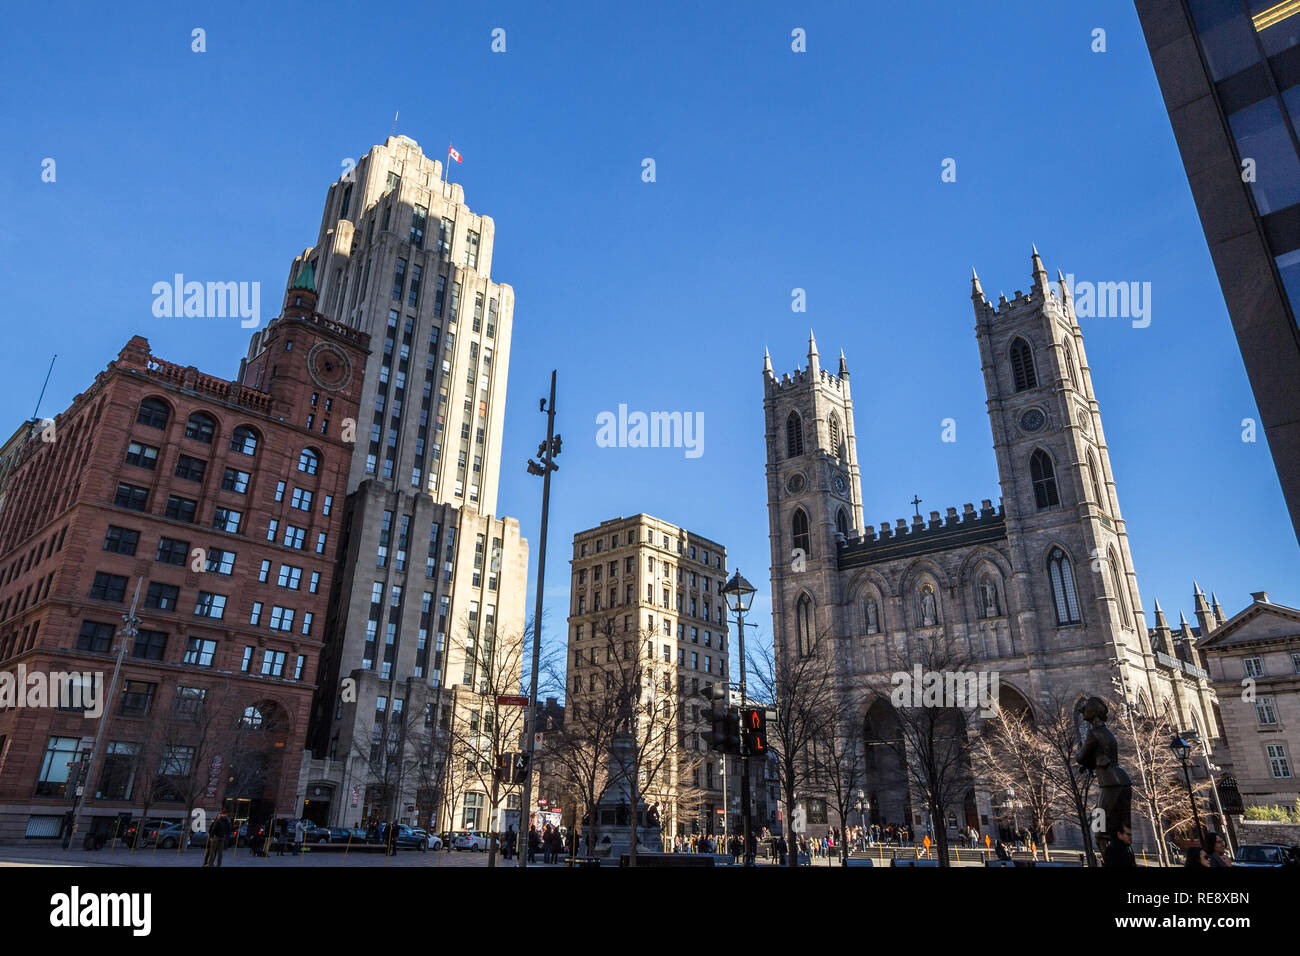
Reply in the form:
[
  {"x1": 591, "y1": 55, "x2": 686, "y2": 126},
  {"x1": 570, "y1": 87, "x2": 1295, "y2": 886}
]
[{"x1": 763, "y1": 333, "x2": 864, "y2": 661}]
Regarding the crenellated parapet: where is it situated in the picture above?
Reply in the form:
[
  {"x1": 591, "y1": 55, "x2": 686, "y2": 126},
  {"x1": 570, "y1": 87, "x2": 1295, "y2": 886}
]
[{"x1": 838, "y1": 499, "x2": 1006, "y2": 567}]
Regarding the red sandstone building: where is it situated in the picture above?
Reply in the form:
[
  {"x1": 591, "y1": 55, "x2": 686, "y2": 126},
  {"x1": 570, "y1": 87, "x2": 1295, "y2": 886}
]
[{"x1": 0, "y1": 275, "x2": 367, "y2": 844}]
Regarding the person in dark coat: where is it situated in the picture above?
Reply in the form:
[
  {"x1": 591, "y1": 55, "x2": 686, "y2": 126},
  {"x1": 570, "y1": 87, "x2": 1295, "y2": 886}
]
[
  {"x1": 776, "y1": 835, "x2": 788, "y2": 866},
  {"x1": 1103, "y1": 823, "x2": 1136, "y2": 867},
  {"x1": 503, "y1": 825, "x2": 515, "y2": 860},
  {"x1": 528, "y1": 825, "x2": 540, "y2": 863},
  {"x1": 205, "y1": 811, "x2": 232, "y2": 867}
]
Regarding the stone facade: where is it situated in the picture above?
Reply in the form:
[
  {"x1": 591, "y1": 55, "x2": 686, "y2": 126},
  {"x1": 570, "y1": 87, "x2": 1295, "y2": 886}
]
[
  {"x1": 0, "y1": 299, "x2": 366, "y2": 843},
  {"x1": 763, "y1": 251, "x2": 1219, "y2": 849},
  {"x1": 1198, "y1": 593, "x2": 1300, "y2": 812}
]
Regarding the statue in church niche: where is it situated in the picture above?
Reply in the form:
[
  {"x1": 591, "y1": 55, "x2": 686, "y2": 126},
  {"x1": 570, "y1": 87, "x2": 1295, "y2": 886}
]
[
  {"x1": 981, "y1": 579, "x2": 1000, "y2": 617},
  {"x1": 920, "y1": 586, "x2": 937, "y2": 626},
  {"x1": 865, "y1": 598, "x2": 879, "y2": 634}
]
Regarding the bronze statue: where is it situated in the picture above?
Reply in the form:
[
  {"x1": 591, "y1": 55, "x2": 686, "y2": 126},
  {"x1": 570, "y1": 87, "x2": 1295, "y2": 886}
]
[{"x1": 1074, "y1": 696, "x2": 1132, "y2": 853}]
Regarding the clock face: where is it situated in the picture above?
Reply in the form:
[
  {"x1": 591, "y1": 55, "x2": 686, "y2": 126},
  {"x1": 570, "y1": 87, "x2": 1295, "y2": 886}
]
[
  {"x1": 1019, "y1": 409, "x2": 1046, "y2": 433},
  {"x1": 786, "y1": 473, "x2": 806, "y2": 494},
  {"x1": 307, "y1": 342, "x2": 353, "y2": 391},
  {"x1": 833, "y1": 474, "x2": 847, "y2": 494}
]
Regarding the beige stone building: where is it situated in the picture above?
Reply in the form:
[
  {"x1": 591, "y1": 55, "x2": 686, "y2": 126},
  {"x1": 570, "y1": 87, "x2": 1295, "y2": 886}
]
[
  {"x1": 248, "y1": 136, "x2": 531, "y2": 832},
  {"x1": 1198, "y1": 592, "x2": 1300, "y2": 812},
  {"x1": 565, "y1": 514, "x2": 752, "y2": 838}
]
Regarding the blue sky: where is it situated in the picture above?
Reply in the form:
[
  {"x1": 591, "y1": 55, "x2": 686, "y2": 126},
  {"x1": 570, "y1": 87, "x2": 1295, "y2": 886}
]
[{"x1": 3, "y1": 0, "x2": 1296, "y2": 668}]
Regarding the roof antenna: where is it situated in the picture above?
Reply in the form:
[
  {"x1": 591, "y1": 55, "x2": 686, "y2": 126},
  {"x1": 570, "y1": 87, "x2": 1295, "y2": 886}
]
[
  {"x1": 391, "y1": 111, "x2": 399, "y2": 137},
  {"x1": 32, "y1": 354, "x2": 56, "y2": 422}
]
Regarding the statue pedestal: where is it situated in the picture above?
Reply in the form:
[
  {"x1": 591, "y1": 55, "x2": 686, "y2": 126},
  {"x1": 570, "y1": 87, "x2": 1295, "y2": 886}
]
[{"x1": 589, "y1": 731, "x2": 662, "y2": 860}]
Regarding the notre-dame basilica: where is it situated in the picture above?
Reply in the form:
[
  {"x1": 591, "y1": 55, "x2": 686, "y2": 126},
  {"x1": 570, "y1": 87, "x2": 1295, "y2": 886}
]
[{"x1": 763, "y1": 249, "x2": 1220, "y2": 846}]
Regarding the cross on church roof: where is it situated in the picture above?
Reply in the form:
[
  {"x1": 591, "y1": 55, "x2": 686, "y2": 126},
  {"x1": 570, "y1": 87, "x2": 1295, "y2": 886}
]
[{"x1": 911, "y1": 495, "x2": 922, "y2": 518}]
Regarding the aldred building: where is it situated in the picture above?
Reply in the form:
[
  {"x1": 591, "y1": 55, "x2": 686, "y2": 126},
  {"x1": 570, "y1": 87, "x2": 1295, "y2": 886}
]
[{"x1": 0, "y1": 274, "x2": 367, "y2": 843}]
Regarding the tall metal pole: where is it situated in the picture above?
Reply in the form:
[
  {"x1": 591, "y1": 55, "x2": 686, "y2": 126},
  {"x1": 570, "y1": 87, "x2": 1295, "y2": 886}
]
[
  {"x1": 66, "y1": 577, "x2": 141, "y2": 849},
  {"x1": 1180, "y1": 753, "x2": 1204, "y2": 847},
  {"x1": 737, "y1": 603, "x2": 752, "y2": 866},
  {"x1": 518, "y1": 371, "x2": 556, "y2": 867},
  {"x1": 1199, "y1": 738, "x2": 1232, "y2": 855}
]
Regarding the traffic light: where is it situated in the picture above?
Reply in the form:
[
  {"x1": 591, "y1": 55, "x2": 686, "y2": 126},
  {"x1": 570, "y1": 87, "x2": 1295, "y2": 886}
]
[
  {"x1": 699, "y1": 684, "x2": 741, "y2": 755},
  {"x1": 742, "y1": 707, "x2": 769, "y2": 756},
  {"x1": 511, "y1": 752, "x2": 530, "y2": 784},
  {"x1": 493, "y1": 753, "x2": 509, "y2": 781}
]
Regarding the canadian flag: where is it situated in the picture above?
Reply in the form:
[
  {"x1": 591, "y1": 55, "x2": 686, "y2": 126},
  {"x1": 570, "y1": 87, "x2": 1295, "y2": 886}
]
[{"x1": 447, "y1": 146, "x2": 462, "y2": 163}]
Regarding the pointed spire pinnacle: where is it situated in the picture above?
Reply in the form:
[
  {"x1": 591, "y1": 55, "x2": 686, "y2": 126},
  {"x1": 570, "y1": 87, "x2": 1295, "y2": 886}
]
[
  {"x1": 807, "y1": 330, "x2": 820, "y2": 375},
  {"x1": 1211, "y1": 591, "x2": 1223, "y2": 609},
  {"x1": 808, "y1": 330, "x2": 819, "y2": 356},
  {"x1": 763, "y1": 347, "x2": 773, "y2": 376},
  {"x1": 1031, "y1": 244, "x2": 1050, "y2": 297},
  {"x1": 1179, "y1": 610, "x2": 1192, "y2": 633},
  {"x1": 1153, "y1": 597, "x2": 1168, "y2": 628},
  {"x1": 1194, "y1": 579, "x2": 1205, "y2": 596},
  {"x1": 290, "y1": 260, "x2": 317, "y2": 293},
  {"x1": 838, "y1": 348, "x2": 848, "y2": 377},
  {"x1": 971, "y1": 267, "x2": 984, "y2": 300}
]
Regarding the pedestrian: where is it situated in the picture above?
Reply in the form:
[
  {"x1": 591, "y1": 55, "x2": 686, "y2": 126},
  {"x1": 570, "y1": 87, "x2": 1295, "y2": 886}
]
[
  {"x1": 528, "y1": 825, "x2": 540, "y2": 863},
  {"x1": 274, "y1": 819, "x2": 287, "y2": 856},
  {"x1": 1184, "y1": 846, "x2": 1211, "y2": 868},
  {"x1": 548, "y1": 825, "x2": 562, "y2": 863},
  {"x1": 1205, "y1": 832, "x2": 1231, "y2": 867},
  {"x1": 503, "y1": 825, "x2": 515, "y2": 859},
  {"x1": 1103, "y1": 824, "x2": 1136, "y2": 867},
  {"x1": 777, "y1": 835, "x2": 788, "y2": 866},
  {"x1": 205, "y1": 810, "x2": 232, "y2": 867}
]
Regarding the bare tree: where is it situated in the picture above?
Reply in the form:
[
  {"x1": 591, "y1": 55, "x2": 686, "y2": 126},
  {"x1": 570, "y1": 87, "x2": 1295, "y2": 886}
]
[
  {"x1": 815, "y1": 689, "x2": 867, "y2": 866},
  {"x1": 863, "y1": 631, "x2": 981, "y2": 867},
  {"x1": 747, "y1": 636, "x2": 837, "y2": 868},
  {"x1": 152, "y1": 682, "x2": 238, "y2": 853},
  {"x1": 971, "y1": 706, "x2": 1059, "y2": 862},
  {"x1": 1033, "y1": 692, "x2": 1099, "y2": 867}
]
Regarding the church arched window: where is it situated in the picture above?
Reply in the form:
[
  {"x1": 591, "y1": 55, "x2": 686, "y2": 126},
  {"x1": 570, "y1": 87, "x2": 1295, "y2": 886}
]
[
  {"x1": 1063, "y1": 342, "x2": 1078, "y2": 389},
  {"x1": 796, "y1": 594, "x2": 814, "y2": 657},
  {"x1": 1108, "y1": 547, "x2": 1131, "y2": 630},
  {"x1": 786, "y1": 411, "x2": 804, "y2": 458},
  {"x1": 1030, "y1": 449, "x2": 1060, "y2": 509},
  {"x1": 792, "y1": 508, "x2": 810, "y2": 556},
  {"x1": 1010, "y1": 337, "x2": 1037, "y2": 391},
  {"x1": 828, "y1": 412, "x2": 842, "y2": 459},
  {"x1": 1087, "y1": 451, "x2": 1106, "y2": 512},
  {"x1": 1047, "y1": 547, "x2": 1081, "y2": 625},
  {"x1": 835, "y1": 508, "x2": 849, "y2": 537}
]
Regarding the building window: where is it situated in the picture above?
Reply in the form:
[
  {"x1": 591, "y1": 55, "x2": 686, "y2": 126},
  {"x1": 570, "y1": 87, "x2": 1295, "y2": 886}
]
[
  {"x1": 184, "y1": 413, "x2": 216, "y2": 443},
  {"x1": 114, "y1": 483, "x2": 149, "y2": 511},
  {"x1": 119, "y1": 680, "x2": 156, "y2": 718},
  {"x1": 136, "y1": 397, "x2": 169, "y2": 429},
  {"x1": 144, "y1": 582, "x2": 179, "y2": 610},
  {"x1": 1256, "y1": 697, "x2": 1279, "y2": 726},
  {"x1": 1107, "y1": 549, "x2": 1130, "y2": 629},
  {"x1": 230, "y1": 426, "x2": 259, "y2": 455},
  {"x1": 269, "y1": 607, "x2": 295, "y2": 632},
  {"x1": 183, "y1": 637, "x2": 217, "y2": 667},
  {"x1": 35, "y1": 737, "x2": 82, "y2": 797},
  {"x1": 103, "y1": 526, "x2": 139, "y2": 555},
  {"x1": 1244, "y1": 656, "x2": 1264, "y2": 678},
  {"x1": 194, "y1": 592, "x2": 227, "y2": 620},
  {"x1": 290, "y1": 488, "x2": 313, "y2": 511},
  {"x1": 298, "y1": 448, "x2": 320, "y2": 474},
  {"x1": 222, "y1": 468, "x2": 250, "y2": 494},
  {"x1": 1009, "y1": 337, "x2": 1037, "y2": 391},
  {"x1": 124, "y1": 441, "x2": 159, "y2": 469},
  {"x1": 156, "y1": 537, "x2": 189, "y2": 565},
  {"x1": 1267, "y1": 743, "x2": 1292, "y2": 779},
  {"x1": 1030, "y1": 449, "x2": 1059, "y2": 509},
  {"x1": 132, "y1": 628, "x2": 167, "y2": 661},
  {"x1": 206, "y1": 548, "x2": 236, "y2": 574},
  {"x1": 175, "y1": 454, "x2": 206, "y2": 482},
  {"x1": 1047, "y1": 548, "x2": 1081, "y2": 625},
  {"x1": 212, "y1": 508, "x2": 242, "y2": 534},
  {"x1": 165, "y1": 495, "x2": 198, "y2": 523},
  {"x1": 786, "y1": 411, "x2": 804, "y2": 457},
  {"x1": 792, "y1": 508, "x2": 810, "y2": 555},
  {"x1": 465, "y1": 230, "x2": 480, "y2": 269},
  {"x1": 90, "y1": 572, "x2": 128, "y2": 602},
  {"x1": 76, "y1": 620, "x2": 115, "y2": 654}
]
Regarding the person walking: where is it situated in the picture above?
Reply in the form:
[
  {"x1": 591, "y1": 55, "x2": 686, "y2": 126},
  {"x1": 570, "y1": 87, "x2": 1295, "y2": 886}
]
[
  {"x1": 528, "y1": 825, "x2": 540, "y2": 863},
  {"x1": 777, "y1": 835, "x2": 788, "y2": 866},
  {"x1": 1103, "y1": 823, "x2": 1136, "y2": 867},
  {"x1": 204, "y1": 810, "x2": 232, "y2": 867}
]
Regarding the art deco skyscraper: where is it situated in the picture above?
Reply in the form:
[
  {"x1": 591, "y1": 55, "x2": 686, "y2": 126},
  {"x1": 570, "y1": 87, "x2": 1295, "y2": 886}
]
[{"x1": 242, "y1": 137, "x2": 529, "y2": 832}]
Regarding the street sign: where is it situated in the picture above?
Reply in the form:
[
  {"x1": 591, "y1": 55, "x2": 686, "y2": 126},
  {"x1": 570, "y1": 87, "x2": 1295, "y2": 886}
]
[{"x1": 497, "y1": 695, "x2": 528, "y2": 706}]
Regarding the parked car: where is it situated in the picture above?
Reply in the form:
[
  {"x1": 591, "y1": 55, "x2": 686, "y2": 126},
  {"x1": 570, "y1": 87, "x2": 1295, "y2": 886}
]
[
  {"x1": 374, "y1": 823, "x2": 428, "y2": 851},
  {"x1": 325, "y1": 826, "x2": 367, "y2": 844},
  {"x1": 412, "y1": 828, "x2": 442, "y2": 850},
  {"x1": 134, "y1": 821, "x2": 187, "y2": 849},
  {"x1": 453, "y1": 830, "x2": 490, "y2": 851},
  {"x1": 123, "y1": 818, "x2": 184, "y2": 848},
  {"x1": 1233, "y1": 843, "x2": 1300, "y2": 867}
]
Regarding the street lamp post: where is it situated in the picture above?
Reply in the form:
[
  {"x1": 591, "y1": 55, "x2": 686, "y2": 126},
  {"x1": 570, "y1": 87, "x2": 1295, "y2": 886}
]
[
  {"x1": 1181, "y1": 728, "x2": 1232, "y2": 856},
  {"x1": 721, "y1": 571, "x2": 756, "y2": 866},
  {"x1": 519, "y1": 372, "x2": 560, "y2": 868},
  {"x1": 1171, "y1": 734, "x2": 1205, "y2": 849}
]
